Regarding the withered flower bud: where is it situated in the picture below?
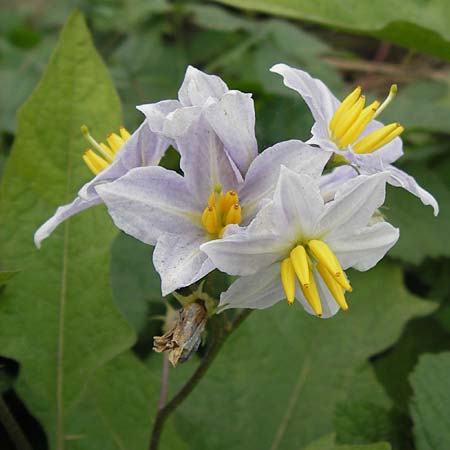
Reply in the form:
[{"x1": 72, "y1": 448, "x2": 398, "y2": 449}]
[{"x1": 153, "y1": 301, "x2": 207, "y2": 367}]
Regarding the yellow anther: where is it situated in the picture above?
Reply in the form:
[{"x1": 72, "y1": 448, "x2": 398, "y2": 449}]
[
  {"x1": 329, "y1": 86, "x2": 361, "y2": 132},
  {"x1": 221, "y1": 190, "x2": 239, "y2": 214},
  {"x1": 373, "y1": 84, "x2": 397, "y2": 119},
  {"x1": 317, "y1": 263, "x2": 349, "y2": 311},
  {"x1": 308, "y1": 240, "x2": 342, "y2": 278},
  {"x1": 280, "y1": 258, "x2": 296, "y2": 305},
  {"x1": 218, "y1": 227, "x2": 226, "y2": 239},
  {"x1": 119, "y1": 126, "x2": 131, "y2": 140},
  {"x1": 100, "y1": 142, "x2": 115, "y2": 161},
  {"x1": 82, "y1": 149, "x2": 109, "y2": 175},
  {"x1": 201, "y1": 206, "x2": 218, "y2": 234},
  {"x1": 290, "y1": 245, "x2": 310, "y2": 288},
  {"x1": 333, "y1": 96, "x2": 366, "y2": 139},
  {"x1": 339, "y1": 101, "x2": 380, "y2": 148},
  {"x1": 353, "y1": 123, "x2": 403, "y2": 154},
  {"x1": 369, "y1": 124, "x2": 404, "y2": 152},
  {"x1": 106, "y1": 133, "x2": 125, "y2": 153},
  {"x1": 225, "y1": 203, "x2": 242, "y2": 226},
  {"x1": 300, "y1": 269, "x2": 322, "y2": 316},
  {"x1": 208, "y1": 191, "x2": 216, "y2": 207}
]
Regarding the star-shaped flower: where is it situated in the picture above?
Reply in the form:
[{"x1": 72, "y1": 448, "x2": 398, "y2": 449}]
[
  {"x1": 96, "y1": 122, "x2": 330, "y2": 295},
  {"x1": 270, "y1": 64, "x2": 439, "y2": 216},
  {"x1": 201, "y1": 167, "x2": 399, "y2": 318}
]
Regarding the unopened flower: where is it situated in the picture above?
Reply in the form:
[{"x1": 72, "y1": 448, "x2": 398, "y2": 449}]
[
  {"x1": 96, "y1": 119, "x2": 329, "y2": 295},
  {"x1": 34, "y1": 121, "x2": 169, "y2": 247},
  {"x1": 270, "y1": 64, "x2": 438, "y2": 215},
  {"x1": 201, "y1": 167, "x2": 399, "y2": 318}
]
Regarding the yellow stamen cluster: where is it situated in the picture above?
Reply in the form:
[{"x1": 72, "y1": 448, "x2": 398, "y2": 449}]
[
  {"x1": 329, "y1": 84, "x2": 404, "y2": 154},
  {"x1": 201, "y1": 185, "x2": 242, "y2": 238},
  {"x1": 280, "y1": 240, "x2": 352, "y2": 316},
  {"x1": 81, "y1": 125, "x2": 131, "y2": 175}
]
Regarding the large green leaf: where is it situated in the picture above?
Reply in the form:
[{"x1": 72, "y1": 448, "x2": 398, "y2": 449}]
[
  {"x1": 303, "y1": 434, "x2": 391, "y2": 450},
  {"x1": 160, "y1": 262, "x2": 434, "y2": 450},
  {"x1": 0, "y1": 11, "x2": 135, "y2": 448},
  {"x1": 410, "y1": 353, "x2": 450, "y2": 450},
  {"x1": 213, "y1": 0, "x2": 450, "y2": 60}
]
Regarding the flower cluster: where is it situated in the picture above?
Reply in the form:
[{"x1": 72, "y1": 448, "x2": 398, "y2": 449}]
[{"x1": 35, "y1": 65, "x2": 438, "y2": 319}]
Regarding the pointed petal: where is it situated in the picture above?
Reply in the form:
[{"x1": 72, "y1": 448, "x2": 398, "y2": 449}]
[
  {"x1": 200, "y1": 225, "x2": 288, "y2": 277},
  {"x1": 35, "y1": 121, "x2": 170, "y2": 247},
  {"x1": 270, "y1": 63, "x2": 339, "y2": 141},
  {"x1": 218, "y1": 264, "x2": 284, "y2": 310},
  {"x1": 96, "y1": 166, "x2": 201, "y2": 246},
  {"x1": 176, "y1": 117, "x2": 242, "y2": 208},
  {"x1": 178, "y1": 65, "x2": 229, "y2": 107},
  {"x1": 136, "y1": 100, "x2": 181, "y2": 134},
  {"x1": 205, "y1": 91, "x2": 258, "y2": 176},
  {"x1": 320, "y1": 165, "x2": 358, "y2": 202},
  {"x1": 327, "y1": 221, "x2": 399, "y2": 271},
  {"x1": 387, "y1": 165, "x2": 439, "y2": 216},
  {"x1": 34, "y1": 197, "x2": 101, "y2": 248},
  {"x1": 318, "y1": 172, "x2": 389, "y2": 236},
  {"x1": 154, "y1": 231, "x2": 214, "y2": 296},
  {"x1": 240, "y1": 140, "x2": 330, "y2": 223},
  {"x1": 272, "y1": 167, "x2": 325, "y2": 240}
]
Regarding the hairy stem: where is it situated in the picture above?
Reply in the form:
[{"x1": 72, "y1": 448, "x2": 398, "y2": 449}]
[
  {"x1": 149, "y1": 309, "x2": 252, "y2": 450},
  {"x1": 0, "y1": 395, "x2": 33, "y2": 450}
]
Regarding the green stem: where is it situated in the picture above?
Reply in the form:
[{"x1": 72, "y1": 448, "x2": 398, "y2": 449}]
[
  {"x1": 149, "y1": 309, "x2": 252, "y2": 450},
  {"x1": 0, "y1": 395, "x2": 33, "y2": 450}
]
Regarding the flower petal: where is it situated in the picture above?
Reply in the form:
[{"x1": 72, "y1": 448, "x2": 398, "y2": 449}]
[
  {"x1": 320, "y1": 165, "x2": 358, "y2": 202},
  {"x1": 178, "y1": 65, "x2": 229, "y2": 107},
  {"x1": 136, "y1": 100, "x2": 181, "y2": 135},
  {"x1": 96, "y1": 166, "x2": 201, "y2": 246},
  {"x1": 200, "y1": 224, "x2": 288, "y2": 277},
  {"x1": 318, "y1": 172, "x2": 389, "y2": 236},
  {"x1": 240, "y1": 140, "x2": 330, "y2": 223},
  {"x1": 272, "y1": 167, "x2": 325, "y2": 240},
  {"x1": 34, "y1": 197, "x2": 101, "y2": 248},
  {"x1": 218, "y1": 264, "x2": 284, "y2": 310},
  {"x1": 176, "y1": 117, "x2": 242, "y2": 208},
  {"x1": 327, "y1": 221, "x2": 399, "y2": 271},
  {"x1": 270, "y1": 63, "x2": 339, "y2": 141},
  {"x1": 34, "y1": 121, "x2": 169, "y2": 247},
  {"x1": 154, "y1": 231, "x2": 214, "y2": 296},
  {"x1": 205, "y1": 91, "x2": 258, "y2": 176},
  {"x1": 387, "y1": 165, "x2": 439, "y2": 216}
]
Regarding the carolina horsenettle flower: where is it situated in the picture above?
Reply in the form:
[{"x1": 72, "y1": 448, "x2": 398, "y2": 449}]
[
  {"x1": 96, "y1": 121, "x2": 330, "y2": 295},
  {"x1": 201, "y1": 167, "x2": 399, "y2": 318},
  {"x1": 270, "y1": 64, "x2": 439, "y2": 216}
]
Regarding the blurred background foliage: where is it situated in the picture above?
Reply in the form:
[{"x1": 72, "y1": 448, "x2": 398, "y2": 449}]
[{"x1": 0, "y1": 1, "x2": 449, "y2": 449}]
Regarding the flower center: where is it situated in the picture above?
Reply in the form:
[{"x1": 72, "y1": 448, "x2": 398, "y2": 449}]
[
  {"x1": 81, "y1": 124, "x2": 130, "y2": 175},
  {"x1": 280, "y1": 240, "x2": 352, "y2": 316},
  {"x1": 329, "y1": 84, "x2": 404, "y2": 154},
  {"x1": 201, "y1": 184, "x2": 242, "y2": 238}
]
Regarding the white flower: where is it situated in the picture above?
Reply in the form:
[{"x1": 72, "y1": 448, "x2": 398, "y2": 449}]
[
  {"x1": 270, "y1": 63, "x2": 439, "y2": 216},
  {"x1": 201, "y1": 167, "x2": 399, "y2": 318}
]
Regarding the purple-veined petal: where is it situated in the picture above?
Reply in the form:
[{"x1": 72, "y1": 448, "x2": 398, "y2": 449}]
[
  {"x1": 34, "y1": 121, "x2": 169, "y2": 247},
  {"x1": 270, "y1": 63, "x2": 339, "y2": 141},
  {"x1": 272, "y1": 167, "x2": 325, "y2": 240},
  {"x1": 178, "y1": 65, "x2": 229, "y2": 107},
  {"x1": 205, "y1": 91, "x2": 258, "y2": 176},
  {"x1": 318, "y1": 172, "x2": 389, "y2": 237},
  {"x1": 387, "y1": 165, "x2": 439, "y2": 216},
  {"x1": 176, "y1": 117, "x2": 242, "y2": 208},
  {"x1": 136, "y1": 100, "x2": 181, "y2": 135},
  {"x1": 218, "y1": 264, "x2": 284, "y2": 311},
  {"x1": 154, "y1": 231, "x2": 214, "y2": 296},
  {"x1": 239, "y1": 140, "x2": 330, "y2": 223},
  {"x1": 326, "y1": 221, "x2": 399, "y2": 271},
  {"x1": 96, "y1": 166, "x2": 201, "y2": 246}
]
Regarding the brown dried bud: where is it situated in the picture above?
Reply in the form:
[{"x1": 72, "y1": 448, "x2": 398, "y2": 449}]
[{"x1": 153, "y1": 301, "x2": 207, "y2": 367}]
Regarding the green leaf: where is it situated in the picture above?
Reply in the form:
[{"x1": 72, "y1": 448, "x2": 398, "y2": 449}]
[
  {"x1": 410, "y1": 353, "x2": 450, "y2": 450},
  {"x1": 161, "y1": 262, "x2": 434, "y2": 450},
  {"x1": 213, "y1": 0, "x2": 450, "y2": 60},
  {"x1": 0, "y1": 11, "x2": 135, "y2": 448},
  {"x1": 302, "y1": 434, "x2": 392, "y2": 450},
  {"x1": 384, "y1": 166, "x2": 450, "y2": 264},
  {"x1": 0, "y1": 271, "x2": 19, "y2": 284}
]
